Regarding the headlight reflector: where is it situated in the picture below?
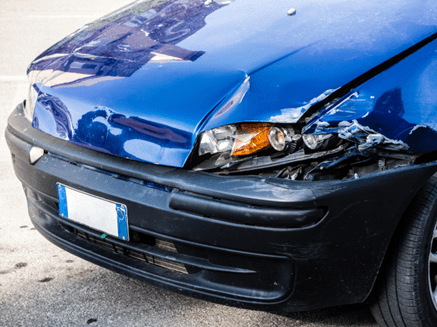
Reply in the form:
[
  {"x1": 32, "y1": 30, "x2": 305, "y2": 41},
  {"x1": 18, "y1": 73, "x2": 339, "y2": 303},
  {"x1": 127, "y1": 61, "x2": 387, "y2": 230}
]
[
  {"x1": 303, "y1": 133, "x2": 333, "y2": 150},
  {"x1": 269, "y1": 127, "x2": 287, "y2": 151},
  {"x1": 198, "y1": 125, "x2": 237, "y2": 156}
]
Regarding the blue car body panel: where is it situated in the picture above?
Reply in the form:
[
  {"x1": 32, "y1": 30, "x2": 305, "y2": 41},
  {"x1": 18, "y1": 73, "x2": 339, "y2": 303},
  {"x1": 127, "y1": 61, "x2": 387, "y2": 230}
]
[
  {"x1": 27, "y1": 0, "x2": 437, "y2": 167},
  {"x1": 304, "y1": 39, "x2": 437, "y2": 153}
]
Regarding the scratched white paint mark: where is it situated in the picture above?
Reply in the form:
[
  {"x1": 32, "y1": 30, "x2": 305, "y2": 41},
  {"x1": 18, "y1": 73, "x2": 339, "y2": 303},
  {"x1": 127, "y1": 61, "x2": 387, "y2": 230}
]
[
  {"x1": 338, "y1": 120, "x2": 409, "y2": 151},
  {"x1": 409, "y1": 124, "x2": 428, "y2": 134},
  {"x1": 270, "y1": 88, "x2": 339, "y2": 123}
]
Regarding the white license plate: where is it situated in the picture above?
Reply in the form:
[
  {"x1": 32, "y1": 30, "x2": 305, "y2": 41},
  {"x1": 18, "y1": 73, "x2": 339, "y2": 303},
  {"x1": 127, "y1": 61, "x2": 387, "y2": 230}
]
[{"x1": 57, "y1": 184, "x2": 129, "y2": 240}]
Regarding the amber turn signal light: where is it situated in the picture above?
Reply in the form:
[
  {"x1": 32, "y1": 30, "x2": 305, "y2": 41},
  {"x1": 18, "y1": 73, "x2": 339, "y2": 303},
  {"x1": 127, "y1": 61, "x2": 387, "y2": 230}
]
[{"x1": 232, "y1": 123, "x2": 272, "y2": 156}]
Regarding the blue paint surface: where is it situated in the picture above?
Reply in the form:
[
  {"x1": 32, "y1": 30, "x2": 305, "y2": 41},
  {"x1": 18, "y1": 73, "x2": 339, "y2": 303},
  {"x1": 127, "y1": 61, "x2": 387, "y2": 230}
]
[
  {"x1": 305, "y1": 38, "x2": 437, "y2": 153},
  {"x1": 27, "y1": 0, "x2": 437, "y2": 166},
  {"x1": 57, "y1": 184, "x2": 69, "y2": 218},
  {"x1": 116, "y1": 204, "x2": 128, "y2": 240}
]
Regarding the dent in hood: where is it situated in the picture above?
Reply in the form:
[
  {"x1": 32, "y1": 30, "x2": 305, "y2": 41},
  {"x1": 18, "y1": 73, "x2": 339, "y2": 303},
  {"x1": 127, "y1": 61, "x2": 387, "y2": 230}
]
[{"x1": 27, "y1": 0, "x2": 437, "y2": 167}]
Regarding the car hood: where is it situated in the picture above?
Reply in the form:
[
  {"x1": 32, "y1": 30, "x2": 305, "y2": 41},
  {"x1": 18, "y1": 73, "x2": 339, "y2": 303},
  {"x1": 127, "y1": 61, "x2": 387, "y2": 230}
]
[{"x1": 28, "y1": 0, "x2": 437, "y2": 167}]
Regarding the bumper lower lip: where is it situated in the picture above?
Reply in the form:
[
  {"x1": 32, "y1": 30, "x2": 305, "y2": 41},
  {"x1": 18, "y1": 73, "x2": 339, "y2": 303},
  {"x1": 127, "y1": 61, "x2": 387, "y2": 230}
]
[{"x1": 7, "y1": 102, "x2": 437, "y2": 312}]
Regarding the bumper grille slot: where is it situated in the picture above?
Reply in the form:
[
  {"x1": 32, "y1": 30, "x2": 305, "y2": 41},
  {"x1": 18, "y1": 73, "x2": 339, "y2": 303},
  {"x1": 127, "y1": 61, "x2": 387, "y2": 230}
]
[
  {"x1": 74, "y1": 229, "x2": 189, "y2": 274},
  {"x1": 57, "y1": 215, "x2": 255, "y2": 274}
]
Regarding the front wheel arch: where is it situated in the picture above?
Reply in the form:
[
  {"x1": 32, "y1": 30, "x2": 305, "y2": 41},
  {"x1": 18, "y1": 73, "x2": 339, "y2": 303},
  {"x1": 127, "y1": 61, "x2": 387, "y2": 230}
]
[{"x1": 368, "y1": 175, "x2": 437, "y2": 327}]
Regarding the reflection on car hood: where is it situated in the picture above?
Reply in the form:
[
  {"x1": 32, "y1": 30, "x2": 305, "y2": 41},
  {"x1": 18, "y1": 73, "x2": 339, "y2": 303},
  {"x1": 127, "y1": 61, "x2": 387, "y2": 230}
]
[{"x1": 28, "y1": 0, "x2": 437, "y2": 167}]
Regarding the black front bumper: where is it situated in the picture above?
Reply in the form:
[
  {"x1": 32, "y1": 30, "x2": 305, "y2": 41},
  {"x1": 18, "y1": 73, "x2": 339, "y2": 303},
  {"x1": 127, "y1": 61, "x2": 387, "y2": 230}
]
[{"x1": 6, "y1": 102, "x2": 437, "y2": 312}]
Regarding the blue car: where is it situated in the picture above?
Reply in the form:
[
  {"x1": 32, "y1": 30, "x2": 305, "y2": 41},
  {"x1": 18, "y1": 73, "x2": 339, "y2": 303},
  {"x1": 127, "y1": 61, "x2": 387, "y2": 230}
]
[{"x1": 6, "y1": 1, "x2": 437, "y2": 326}]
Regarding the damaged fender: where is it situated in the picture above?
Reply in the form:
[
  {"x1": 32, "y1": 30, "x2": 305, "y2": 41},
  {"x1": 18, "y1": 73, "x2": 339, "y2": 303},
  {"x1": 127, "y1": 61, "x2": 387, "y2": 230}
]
[{"x1": 304, "y1": 38, "x2": 437, "y2": 154}]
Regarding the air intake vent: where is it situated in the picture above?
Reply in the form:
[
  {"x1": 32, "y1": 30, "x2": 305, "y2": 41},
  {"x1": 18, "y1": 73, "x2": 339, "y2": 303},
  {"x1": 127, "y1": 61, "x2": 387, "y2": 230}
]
[{"x1": 75, "y1": 229, "x2": 188, "y2": 274}]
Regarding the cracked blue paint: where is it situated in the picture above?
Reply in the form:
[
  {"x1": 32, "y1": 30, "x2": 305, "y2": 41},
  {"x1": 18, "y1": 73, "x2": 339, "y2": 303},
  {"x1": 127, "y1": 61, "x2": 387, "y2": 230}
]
[{"x1": 304, "y1": 38, "x2": 437, "y2": 154}]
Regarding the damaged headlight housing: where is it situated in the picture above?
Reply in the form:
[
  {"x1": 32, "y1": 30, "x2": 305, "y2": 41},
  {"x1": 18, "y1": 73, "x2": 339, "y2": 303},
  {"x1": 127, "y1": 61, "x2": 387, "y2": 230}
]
[
  {"x1": 193, "y1": 122, "x2": 344, "y2": 171},
  {"x1": 302, "y1": 133, "x2": 334, "y2": 150},
  {"x1": 197, "y1": 123, "x2": 297, "y2": 162}
]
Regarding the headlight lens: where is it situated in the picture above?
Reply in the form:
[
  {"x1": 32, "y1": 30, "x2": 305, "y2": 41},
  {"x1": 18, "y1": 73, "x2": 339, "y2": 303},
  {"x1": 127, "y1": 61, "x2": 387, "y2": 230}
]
[
  {"x1": 198, "y1": 125, "x2": 237, "y2": 156},
  {"x1": 303, "y1": 133, "x2": 333, "y2": 150},
  {"x1": 269, "y1": 127, "x2": 287, "y2": 151},
  {"x1": 232, "y1": 123, "x2": 272, "y2": 156},
  {"x1": 198, "y1": 123, "x2": 297, "y2": 158}
]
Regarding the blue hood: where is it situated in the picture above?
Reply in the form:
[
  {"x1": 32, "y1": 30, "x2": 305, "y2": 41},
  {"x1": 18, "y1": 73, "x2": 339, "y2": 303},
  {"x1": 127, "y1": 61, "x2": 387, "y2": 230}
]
[{"x1": 28, "y1": 0, "x2": 437, "y2": 167}]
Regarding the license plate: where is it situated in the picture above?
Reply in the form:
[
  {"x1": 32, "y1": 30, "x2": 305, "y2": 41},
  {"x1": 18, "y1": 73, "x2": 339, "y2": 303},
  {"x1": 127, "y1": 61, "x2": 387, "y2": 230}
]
[{"x1": 57, "y1": 184, "x2": 129, "y2": 241}]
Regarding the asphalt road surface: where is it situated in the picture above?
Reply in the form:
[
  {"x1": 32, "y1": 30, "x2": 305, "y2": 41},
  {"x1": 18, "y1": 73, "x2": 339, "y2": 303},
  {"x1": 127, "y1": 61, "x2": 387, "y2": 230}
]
[{"x1": 0, "y1": 1, "x2": 378, "y2": 326}]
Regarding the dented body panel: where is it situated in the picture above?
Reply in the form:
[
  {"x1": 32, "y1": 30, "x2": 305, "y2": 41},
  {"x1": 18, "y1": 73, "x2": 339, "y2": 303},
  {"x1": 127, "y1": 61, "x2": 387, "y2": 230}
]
[
  {"x1": 27, "y1": 0, "x2": 437, "y2": 167},
  {"x1": 304, "y1": 38, "x2": 437, "y2": 154}
]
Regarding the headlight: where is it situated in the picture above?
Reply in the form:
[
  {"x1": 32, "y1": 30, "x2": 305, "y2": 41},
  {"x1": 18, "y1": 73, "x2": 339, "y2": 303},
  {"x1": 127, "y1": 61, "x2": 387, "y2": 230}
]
[
  {"x1": 231, "y1": 123, "x2": 272, "y2": 156},
  {"x1": 198, "y1": 123, "x2": 297, "y2": 158},
  {"x1": 193, "y1": 123, "x2": 299, "y2": 170},
  {"x1": 193, "y1": 123, "x2": 344, "y2": 171},
  {"x1": 302, "y1": 133, "x2": 333, "y2": 150},
  {"x1": 198, "y1": 125, "x2": 237, "y2": 156},
  {"x1": 269, "y1": 126, "x2": 301, "y2": 151}
]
